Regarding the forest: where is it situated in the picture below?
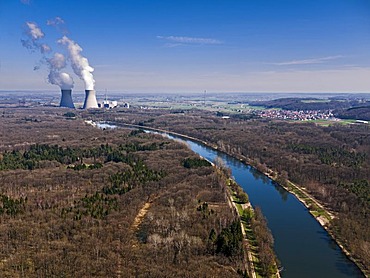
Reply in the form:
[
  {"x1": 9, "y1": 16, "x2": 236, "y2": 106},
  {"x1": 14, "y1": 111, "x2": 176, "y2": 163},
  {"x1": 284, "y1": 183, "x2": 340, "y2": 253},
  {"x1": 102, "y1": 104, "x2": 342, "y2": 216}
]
[
  {"x1": 101, "y1": 108, "x2": 370, "y2": 275},
  {"x1": 0, "y1": 108, "x2": 253, "y2": 277},
  {"x1": 335, "y1": 106, "x2": 370, "y2": 121}
]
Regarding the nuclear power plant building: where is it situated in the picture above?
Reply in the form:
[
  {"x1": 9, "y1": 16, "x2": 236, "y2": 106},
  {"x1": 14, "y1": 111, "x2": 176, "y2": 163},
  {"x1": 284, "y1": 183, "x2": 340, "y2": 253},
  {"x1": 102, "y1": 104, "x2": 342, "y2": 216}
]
[
  {"x1": 83, "y1": 90, "x2": 98, "y2": 109},
  {"x1": 60, "y1": 89, "x2": 75, "y2": 108}
]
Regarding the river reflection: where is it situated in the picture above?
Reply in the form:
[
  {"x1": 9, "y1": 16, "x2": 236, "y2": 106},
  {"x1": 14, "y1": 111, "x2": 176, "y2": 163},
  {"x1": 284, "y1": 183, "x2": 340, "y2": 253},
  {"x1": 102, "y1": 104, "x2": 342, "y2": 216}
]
[{"x1": 272, "y1": 182, "x2": 289, "y2": 202}]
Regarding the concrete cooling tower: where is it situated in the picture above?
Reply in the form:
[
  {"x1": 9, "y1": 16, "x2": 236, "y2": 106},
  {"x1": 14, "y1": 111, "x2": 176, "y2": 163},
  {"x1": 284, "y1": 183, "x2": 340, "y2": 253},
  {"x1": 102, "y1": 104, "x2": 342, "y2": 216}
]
[
  {"x1": 60, "y1": 89, "x2": 75, "y2": 108},
  {"x1": 83, "y1": 90, "x2": 98, "y2": 109}
]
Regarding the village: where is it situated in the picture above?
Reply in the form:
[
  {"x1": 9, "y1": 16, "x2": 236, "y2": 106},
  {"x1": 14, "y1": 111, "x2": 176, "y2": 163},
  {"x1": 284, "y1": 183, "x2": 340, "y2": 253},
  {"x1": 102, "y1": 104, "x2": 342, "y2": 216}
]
[{"x1": 256, "y1": 109, "x2": 335, "y2": 121}]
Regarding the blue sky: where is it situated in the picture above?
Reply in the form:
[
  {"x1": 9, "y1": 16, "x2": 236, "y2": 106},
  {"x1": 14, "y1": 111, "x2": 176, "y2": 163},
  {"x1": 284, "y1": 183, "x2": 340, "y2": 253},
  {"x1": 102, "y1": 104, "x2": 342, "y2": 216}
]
[{"x1": 1, "y1": 0, "x2": 370, "y2": 93}]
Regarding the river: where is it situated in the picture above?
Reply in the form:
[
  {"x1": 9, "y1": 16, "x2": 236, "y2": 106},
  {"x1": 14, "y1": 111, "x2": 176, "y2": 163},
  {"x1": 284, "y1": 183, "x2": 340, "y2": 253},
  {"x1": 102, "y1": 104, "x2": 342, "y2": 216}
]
[
  {"x1": 152, "y1": 132, "x2": 364, "y2": 278},
  {"x1": 98, "y1": 123, "x2": 364, "y2": 277}
]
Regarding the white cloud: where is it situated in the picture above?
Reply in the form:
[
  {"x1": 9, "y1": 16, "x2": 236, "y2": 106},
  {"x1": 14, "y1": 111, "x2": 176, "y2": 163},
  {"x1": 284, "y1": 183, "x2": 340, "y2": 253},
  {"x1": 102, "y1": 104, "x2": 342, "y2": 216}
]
[
  {"x1": 164, "y1": 43, "x2": 184, "y2": 48},
  {"x1": 157, "y1": 35, "x2": 222, "y2": 45},
  {"x1": 20, "y1": 0, "x2": 30, "y2": 5},
  {"x1": 272, "y1": 55, "x2": 343, "y2": 66}
]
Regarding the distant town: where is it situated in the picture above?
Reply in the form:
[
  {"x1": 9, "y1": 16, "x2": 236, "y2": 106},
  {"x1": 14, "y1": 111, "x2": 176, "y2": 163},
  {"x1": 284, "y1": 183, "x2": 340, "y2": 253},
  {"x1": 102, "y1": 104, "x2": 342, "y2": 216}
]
[{"x1": 256, "y1": 109, "x2": 335, "y2": 121}]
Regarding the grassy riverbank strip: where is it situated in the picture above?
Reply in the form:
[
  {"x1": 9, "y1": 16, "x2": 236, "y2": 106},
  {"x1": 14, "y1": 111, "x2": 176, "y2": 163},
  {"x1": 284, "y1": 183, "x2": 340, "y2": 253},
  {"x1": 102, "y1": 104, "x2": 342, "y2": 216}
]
[
  {"x1": 265, "y1": 171, "x2": 333, "y2": 226},
  {"x1": 224, "y1": 176, "x2": 280, "y2": 278},
  {"x1": 223, "y1": 176, "x2": 257, "y2": 278},
  {"x1": 263, "y1": 172, "x2": 368, "y2": 277}
]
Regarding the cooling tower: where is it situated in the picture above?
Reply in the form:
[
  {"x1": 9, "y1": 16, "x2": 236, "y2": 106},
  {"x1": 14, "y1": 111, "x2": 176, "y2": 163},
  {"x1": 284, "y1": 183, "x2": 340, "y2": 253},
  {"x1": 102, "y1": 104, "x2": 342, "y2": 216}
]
[
  {"x1": 60, "y1": 89, "x2": 75, "y2": 108},
  {"x1": 83, "y1": 90, "x2": 98, "y2": 109}
]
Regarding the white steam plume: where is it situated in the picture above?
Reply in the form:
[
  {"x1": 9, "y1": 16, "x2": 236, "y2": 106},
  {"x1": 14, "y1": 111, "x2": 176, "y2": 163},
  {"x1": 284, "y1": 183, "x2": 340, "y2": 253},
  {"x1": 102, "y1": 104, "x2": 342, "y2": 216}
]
[
  {"x1": 47, "y1": 16, "x2": 68, "y2": 35},
  {"x1": 26, "y1": 22, "x2": 44, "y2": 39},
  {"x1": 21, "y1": 22, "x2": 51, "y2": 54},
  {"x1": 47, "y1": 53, "x2": 74, "y2": 90},
  {"x1": 48, "y1": 71, "x2": 74, "y2": 90},
  {"x1": 48, "y1": 52, "x2": 66, "y2": 69},
  {"x1": 58, "y1": 36, "x2": 95, "y2": 90},
  {"x1": 46, "y1": 16, "x2": 65, "y2": 26},
  {"x1": 41, "y1": 44, "x2": 51, "y2": 53},
  {"x1": 21, "y1": 21, "x2": 74, "y2": 90}
]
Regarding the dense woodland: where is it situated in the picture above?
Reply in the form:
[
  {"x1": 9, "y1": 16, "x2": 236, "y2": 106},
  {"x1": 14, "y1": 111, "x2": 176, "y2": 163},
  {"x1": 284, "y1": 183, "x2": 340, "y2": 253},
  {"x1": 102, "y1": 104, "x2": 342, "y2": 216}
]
[
  {"x1": 102, "y1": 108, "x2": 370, "y2": 275},
  {"x1": 0, "y1": 108, "x2": 250, "y2": 277},
  {"x1": 335, "y1": 106, "x2": 370, "y2": 121}
]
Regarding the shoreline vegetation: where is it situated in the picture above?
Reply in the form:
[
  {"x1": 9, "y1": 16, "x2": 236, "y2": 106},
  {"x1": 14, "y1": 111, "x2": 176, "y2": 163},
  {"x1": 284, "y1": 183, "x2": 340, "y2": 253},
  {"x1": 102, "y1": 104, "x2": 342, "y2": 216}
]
[
  {"x1": 107, "y1": 122, "x2": 367, "y2": 277},
  {"x1": 225, "y1": 176, "x2": 281, "y2": 278},
  {"x1": 215, "y1": 164, "x2": 280, "y2": 278}
]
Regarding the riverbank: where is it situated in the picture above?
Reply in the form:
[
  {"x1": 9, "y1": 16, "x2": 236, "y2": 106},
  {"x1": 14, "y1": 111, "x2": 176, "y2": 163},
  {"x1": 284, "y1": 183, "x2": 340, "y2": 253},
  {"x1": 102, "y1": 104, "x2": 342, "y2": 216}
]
[
  {"x1": 224, "y1": 176, "x2": 281, "y2": 278},
  {"x1": 103, "y1": 121, "x2": 366, "y2": 277},
  {"x1": 263, "y1": 172, "x2": 367, "y2": 277},
  {"x1": 216, "y1": 150, "x2": 366, "y2": 277},
  {"x1": 221, "y1": 174, "x2": 257, "y2": 278},
  {"x1": 216, "y1": 148, "x2": 367, "y2": 277}
]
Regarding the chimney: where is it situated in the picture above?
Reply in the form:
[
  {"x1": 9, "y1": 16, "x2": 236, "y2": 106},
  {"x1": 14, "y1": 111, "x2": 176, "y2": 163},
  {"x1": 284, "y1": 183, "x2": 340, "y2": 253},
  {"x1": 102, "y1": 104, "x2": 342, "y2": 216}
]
[
  {"x1": 83, "y1": 90, "x2": 98, "y2": 109},
  {"x1": 60, "y1": 89, "x2": 75, "y2": 108}
]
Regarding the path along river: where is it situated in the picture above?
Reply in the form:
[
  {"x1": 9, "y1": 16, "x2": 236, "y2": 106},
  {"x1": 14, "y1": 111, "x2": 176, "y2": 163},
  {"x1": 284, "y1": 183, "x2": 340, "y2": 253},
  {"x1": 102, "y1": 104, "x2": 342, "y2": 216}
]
[{"x1": 98, "y1": 123, "x2": 364, "y2": 277}]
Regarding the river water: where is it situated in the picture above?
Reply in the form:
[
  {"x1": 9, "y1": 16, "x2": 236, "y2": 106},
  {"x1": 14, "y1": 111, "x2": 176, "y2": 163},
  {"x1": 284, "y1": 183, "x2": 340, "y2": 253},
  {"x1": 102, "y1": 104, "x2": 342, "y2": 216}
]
[
  {"x1": 156, "y1": 132, "x2": 364, "y2": 278},
  {"x1": 99, "y1": 123, "x2": 363, "y2": 277}
]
